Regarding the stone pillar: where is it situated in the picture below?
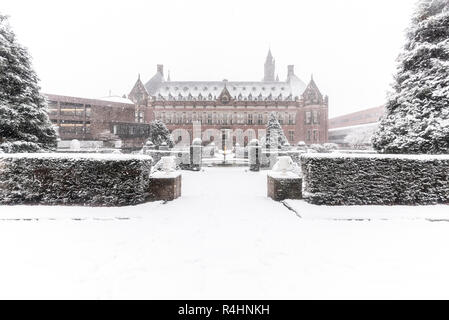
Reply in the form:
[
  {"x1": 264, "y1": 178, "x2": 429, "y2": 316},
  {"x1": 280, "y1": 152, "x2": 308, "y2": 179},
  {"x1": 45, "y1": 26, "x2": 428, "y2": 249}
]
[
  {"x1": 249, "y1": 139, "x2": 261, "y2": 172},
  {"x1": 267, "y1": 172, "x2": 302, "y2": 201},
  {"x1": 190, "y1": 138, "x2": 202, "y2": 171},
  {"x1": 149, "y1": 172, "x2": 182, "y2": 201}
]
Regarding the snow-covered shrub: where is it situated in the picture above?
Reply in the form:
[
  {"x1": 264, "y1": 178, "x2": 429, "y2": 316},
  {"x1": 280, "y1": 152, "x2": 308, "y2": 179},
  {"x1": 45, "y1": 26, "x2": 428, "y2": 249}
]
[
  {"x1": 144, "y1": 150, "x2": 190, "y2": 169},
  {"x1": 0, "y1": 16, "x2": 57, "y2": 153},
  {"x1": 301, "y1": 153, "x2": 449, "y2": 205},
  {"x1": 266, "y1": 112, "x2": 288, "y2": 147},
  {"x1": 323, "y1": 143, "x2": 339, "y2": 152},
  {"x1": 148, "y1": 120, "x2": 174, "y2": 148},
  {"x1": 0, "y1": 153, "x2": 152, "y2": 206},
  {"x1": 309, "y1": 144, "x2": 326, "y2": 153},
  {"x1": 373, "y1": 0, "x2": 449, "y2": 154}
]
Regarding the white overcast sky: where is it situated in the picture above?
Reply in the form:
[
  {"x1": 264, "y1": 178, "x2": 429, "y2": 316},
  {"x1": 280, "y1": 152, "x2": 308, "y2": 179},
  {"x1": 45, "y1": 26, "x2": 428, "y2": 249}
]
[{"x1": 3, "y1": 0, "x2": 416, "y2": 117}]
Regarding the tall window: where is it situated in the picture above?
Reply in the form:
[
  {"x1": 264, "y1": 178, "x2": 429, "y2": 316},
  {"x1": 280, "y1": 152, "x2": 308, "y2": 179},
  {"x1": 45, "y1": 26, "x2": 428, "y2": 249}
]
[
  {"x1": 278, "y1": 113, "x2": 283, "y2": 125},
  {"x1": 247, "y1": 113, "x2": 253, "y2": 125},
  {"x1": 258, "y1": 114, "x2": 263, "y2": 125},
  {"x1": 289, "y1": 114, "x2": 294, "y2": 125},
  {"x1": 136, "y1": 110, "x2": 144, "y2": 123},
  {"x1": 313, "y1": 111, "x2": 319, "y2": 124},
  {"x1": 313, "y1": 130, "x2": 318, "y2": 142},
  {"x1": 305, "y1": 111, "x2": 312, "y2": 124},
  {"x1": 289, "y1": 130, "x2": 295, "y2": 142},
  {"x1": 207, "y1": 113, "x2": 212, "y2": 125},
  {"x1": 307, "y1": 130, "x2": 311, "y2": 141}
]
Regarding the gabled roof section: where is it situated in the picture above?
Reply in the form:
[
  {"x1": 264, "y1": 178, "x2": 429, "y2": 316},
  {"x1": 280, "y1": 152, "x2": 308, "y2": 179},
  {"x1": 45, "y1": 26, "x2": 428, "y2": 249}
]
[
  {"x1": 217, "y1": 81, "x2": 233, "y2": 104},
  {"x1": 302, "y1": 76, "x2": 324, "y2": 106},
  {"x1": 128, "y1": 74, "x2": 149, "y2": 104}
]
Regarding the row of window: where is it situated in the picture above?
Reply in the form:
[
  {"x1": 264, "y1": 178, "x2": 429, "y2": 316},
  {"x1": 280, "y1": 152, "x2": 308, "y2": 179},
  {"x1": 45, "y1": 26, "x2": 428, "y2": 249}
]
[
  {"x1": 57, "y1": 120, "x2": 91, "y2": 134},
  {"x1": 112, "y1": 124, "x2": 151, "y2": 137},
  {"x1": 48, "y1": 101, "x2": 92, "y2": 117},
  {"x1": 155, "y1": 112, "x2": 297, "y2": 126}
]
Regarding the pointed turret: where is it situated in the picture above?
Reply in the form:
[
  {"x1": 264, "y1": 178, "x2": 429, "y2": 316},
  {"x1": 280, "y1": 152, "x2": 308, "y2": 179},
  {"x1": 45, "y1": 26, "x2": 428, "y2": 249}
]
[{"x1": 263, "y1": 49, "x2": 275, "y2": 82}]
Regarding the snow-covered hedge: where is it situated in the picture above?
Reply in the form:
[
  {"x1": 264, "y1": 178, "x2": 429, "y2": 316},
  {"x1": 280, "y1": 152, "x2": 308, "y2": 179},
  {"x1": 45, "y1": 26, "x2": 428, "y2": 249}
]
[
  {"x1": 301, "y1": 153, "x2": 449, "y2": 205},
  {"x1": 0, "y1": 153, "x2": 153, "y2": 206}
]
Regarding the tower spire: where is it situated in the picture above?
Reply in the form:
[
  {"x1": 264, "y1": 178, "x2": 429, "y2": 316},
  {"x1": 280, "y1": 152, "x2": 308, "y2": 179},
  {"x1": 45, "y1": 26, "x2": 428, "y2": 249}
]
[{"x1": 263, "y1": 48, "x2": 275, "y2": 82}]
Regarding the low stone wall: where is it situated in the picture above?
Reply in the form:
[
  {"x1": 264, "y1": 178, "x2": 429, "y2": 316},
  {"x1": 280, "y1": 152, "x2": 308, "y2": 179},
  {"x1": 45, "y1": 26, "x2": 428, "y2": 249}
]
[
  {"x1": 0, "y1": 153, "x2": 153, "y2": 206},
  {"x1": 301, "y1": 153, "x2": 449, "y2": 206}
]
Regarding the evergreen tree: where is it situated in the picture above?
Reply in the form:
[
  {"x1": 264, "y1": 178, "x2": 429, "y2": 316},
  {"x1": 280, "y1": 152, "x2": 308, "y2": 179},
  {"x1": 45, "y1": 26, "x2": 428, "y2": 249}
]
[
  {"x1": 0, "y1": 14, "x2": 57, "y2": 153},
  {"x1": 372, "y1": 0, "x2": 449, "y2": 154},
  {"x1": 148, "y1": 120, "x2": 174, "y2": 148},
  {"x1": 266, "y1": 112, "x2": 287, "y2": 148}
]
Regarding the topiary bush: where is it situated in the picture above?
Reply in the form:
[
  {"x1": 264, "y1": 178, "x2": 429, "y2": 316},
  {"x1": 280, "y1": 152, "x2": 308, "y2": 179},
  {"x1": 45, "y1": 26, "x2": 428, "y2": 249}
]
[
  {"x1": 0, "y1": 153, "x2": 153, "y2": 206},
  {"x1": 301, "y1": 153, "x2": 449, "y2": 205}
]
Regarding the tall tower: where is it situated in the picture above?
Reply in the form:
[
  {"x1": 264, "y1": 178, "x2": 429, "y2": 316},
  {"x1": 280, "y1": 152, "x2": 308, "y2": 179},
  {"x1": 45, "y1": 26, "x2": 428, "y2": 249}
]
[{"x1": 263, "y1": 49, "x2": 275, "y2": 82}]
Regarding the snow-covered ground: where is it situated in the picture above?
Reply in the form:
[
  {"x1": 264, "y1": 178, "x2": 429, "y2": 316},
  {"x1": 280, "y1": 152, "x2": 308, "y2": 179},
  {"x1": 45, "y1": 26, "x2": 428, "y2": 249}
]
[{"x1": 0, "y1": 167, "x2": 449, "y2": 299}]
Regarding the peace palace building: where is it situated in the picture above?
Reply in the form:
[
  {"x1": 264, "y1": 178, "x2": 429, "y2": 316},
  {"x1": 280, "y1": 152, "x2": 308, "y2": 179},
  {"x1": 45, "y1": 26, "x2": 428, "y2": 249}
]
[{"x1": 46, "y1": 50, "x2": 329, "y2": 149}]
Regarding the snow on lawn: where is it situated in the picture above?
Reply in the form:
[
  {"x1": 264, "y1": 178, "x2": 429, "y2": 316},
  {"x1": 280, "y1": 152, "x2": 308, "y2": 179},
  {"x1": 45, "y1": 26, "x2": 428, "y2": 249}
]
[{"x1": 0, "y1": 167, "x2": 449, "y2": 299}]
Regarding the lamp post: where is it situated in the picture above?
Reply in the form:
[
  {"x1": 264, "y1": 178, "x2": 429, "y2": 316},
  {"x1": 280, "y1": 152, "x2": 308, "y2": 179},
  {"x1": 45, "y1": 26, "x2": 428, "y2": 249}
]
[{"x1": 222, "y1": 130, "x2": 226, "y2": 164}]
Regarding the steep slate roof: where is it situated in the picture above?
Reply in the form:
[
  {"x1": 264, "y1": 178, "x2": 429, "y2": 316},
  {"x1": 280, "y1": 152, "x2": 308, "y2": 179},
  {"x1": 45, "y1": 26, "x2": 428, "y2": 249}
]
[{"x1": 146, "y1": 78, "x2": 307, "y2": 102}]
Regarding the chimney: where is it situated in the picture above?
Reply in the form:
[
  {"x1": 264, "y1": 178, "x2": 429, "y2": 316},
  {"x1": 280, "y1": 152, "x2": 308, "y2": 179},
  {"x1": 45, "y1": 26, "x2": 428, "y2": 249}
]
[{"x1": 157, "y1": 64, "x2": 164, "y2": 76}]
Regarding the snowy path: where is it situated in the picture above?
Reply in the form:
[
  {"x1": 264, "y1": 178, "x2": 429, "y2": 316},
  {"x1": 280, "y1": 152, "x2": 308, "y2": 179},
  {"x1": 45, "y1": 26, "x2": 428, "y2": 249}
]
[{"x1": 1, "y1": 168, "x2": 449, "y2": 299}]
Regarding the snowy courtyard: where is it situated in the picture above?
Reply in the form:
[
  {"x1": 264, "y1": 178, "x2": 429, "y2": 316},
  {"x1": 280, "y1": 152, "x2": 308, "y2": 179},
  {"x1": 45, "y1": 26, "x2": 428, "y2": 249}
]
[{"x1": 0, "y1": 167, "x2": 449, "y2": 299}]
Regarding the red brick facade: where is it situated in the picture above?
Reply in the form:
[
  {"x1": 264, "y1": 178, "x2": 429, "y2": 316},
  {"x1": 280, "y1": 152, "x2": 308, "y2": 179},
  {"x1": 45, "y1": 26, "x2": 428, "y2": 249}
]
[{"x1": 129, "y1": 52, "x2": 329, "y2": 146}]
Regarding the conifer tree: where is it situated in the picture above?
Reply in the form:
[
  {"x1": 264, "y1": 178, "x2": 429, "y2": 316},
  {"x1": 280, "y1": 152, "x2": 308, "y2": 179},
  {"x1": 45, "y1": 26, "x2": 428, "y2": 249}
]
[
  {"x1": 372, "y1": 0, "x2": 449, "y2": 154},
  {"x1": 0, "y1": 14, "x2": 57, "y2": 153},
  {"x1": 148, "y1": 120, "x2": 174, "y2": 148},
  {"x1": 266, "y1": 112, "x2": 287, "y2": 148}
]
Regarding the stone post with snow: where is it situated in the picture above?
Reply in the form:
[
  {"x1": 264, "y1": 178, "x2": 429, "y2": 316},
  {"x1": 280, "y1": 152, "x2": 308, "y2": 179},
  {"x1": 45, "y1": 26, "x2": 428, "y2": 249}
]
[
  {"x1": 248, "y1": 139, "x2": 262, "y2": 172},
  {"x1": 267, "y1": 156, "x2": 302, "y2": 201},
  {"x1": 190, "y1": 138, "x2": 202, "y2": 171},
  {"x1": 149, "y1": 156, "x2": 182, "y2": 201}
]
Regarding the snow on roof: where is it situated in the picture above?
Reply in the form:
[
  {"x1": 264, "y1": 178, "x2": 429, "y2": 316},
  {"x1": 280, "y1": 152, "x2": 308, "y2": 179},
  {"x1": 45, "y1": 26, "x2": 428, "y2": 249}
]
[
  {"x1": 150, "y1": 80, "x2": 305, "y2": 102},
  {"x1": 328, "y1": 122, "x2": 380, "y2": 132},
  {"x1": 98, "y1": 96, "x2": 135, "y2": 104}
]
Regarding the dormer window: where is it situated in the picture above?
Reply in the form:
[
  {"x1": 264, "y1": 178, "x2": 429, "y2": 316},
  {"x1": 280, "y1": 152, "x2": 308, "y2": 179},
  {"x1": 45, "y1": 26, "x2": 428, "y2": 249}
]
[
  {"x1": 204, "y1": 87, "x2": 208, "y2": 91},
  {"x1": 183, "y1": 87, "x2": 188, "y2": 91},
  {"x1": 272, "y1": 87, "x2": 276, "y2": 91},
  {"x1": 252, "y1": 87, "x2": 256, "y2": 91}
]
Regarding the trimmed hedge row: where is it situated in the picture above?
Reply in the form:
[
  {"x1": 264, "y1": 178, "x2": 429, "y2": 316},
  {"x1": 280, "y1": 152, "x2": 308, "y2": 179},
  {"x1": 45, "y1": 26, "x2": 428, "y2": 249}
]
[
  {"x1": 0, "y1": 153, "x2": 153, "y2": 206},
  {"x1": 300, "y1": 153, "x2": 449, "y2": 205}
]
